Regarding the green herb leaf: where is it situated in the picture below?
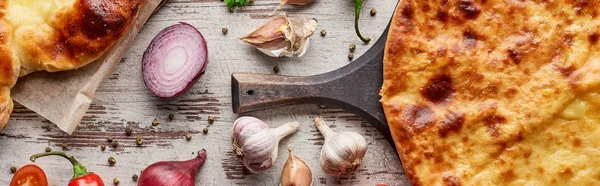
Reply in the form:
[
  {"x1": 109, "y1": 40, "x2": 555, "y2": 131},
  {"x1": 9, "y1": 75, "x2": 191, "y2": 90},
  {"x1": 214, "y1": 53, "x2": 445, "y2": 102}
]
[{"x1": 225, "y1": 0, "x2": 253, "y2": 10}]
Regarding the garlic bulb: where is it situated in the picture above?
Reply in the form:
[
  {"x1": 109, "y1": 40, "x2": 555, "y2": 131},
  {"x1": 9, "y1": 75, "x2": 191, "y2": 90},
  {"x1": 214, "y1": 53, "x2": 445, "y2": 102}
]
[
  {"x1": 232, "y1": 116, "x2": 301, "y2": 173},
  {"x1": 314, "y1": 116, "x2": 368, "y2": 177},
  {"x1": 281, "y1": 145, "x2": 312, "y2": 186},
  {"x1": 240, "y1": 14, "x2": 318, "y2": 57}
]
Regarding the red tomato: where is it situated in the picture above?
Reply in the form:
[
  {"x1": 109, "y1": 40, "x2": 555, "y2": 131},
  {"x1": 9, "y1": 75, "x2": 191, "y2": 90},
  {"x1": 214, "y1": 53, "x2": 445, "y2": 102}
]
[{"x1": 9, "y1": 164, "x2": 48, "y2": 186}]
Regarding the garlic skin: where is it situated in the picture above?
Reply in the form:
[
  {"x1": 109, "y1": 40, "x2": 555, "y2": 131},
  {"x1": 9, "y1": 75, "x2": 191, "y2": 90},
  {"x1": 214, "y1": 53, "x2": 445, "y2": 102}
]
[
  {"x1": 240, "y1": 14, "x2": 318, "y2": 57},
  {"x1": 314, "y1": 116, "x2": 368, "y2": 177},
  {"x1": 232, "y1": 116, "x2": 301, "y2": 173},
  {"x1": 275, "y1": 0, "x2": 313, "y2": 12},
  {"x1": 280, "y1": 145, "x2": 312, "y2": 186}
]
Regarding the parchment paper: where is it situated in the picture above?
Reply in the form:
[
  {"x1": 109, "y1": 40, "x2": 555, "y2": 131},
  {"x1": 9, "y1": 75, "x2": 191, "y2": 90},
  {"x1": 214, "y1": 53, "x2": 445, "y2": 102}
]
[{"x1": 10, "y1": 0, "x2": 166, "y2": 134}]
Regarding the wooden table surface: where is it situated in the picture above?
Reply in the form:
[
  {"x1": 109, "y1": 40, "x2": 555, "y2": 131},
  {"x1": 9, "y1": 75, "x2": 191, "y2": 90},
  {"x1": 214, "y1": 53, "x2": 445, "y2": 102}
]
[{"x1": 0, "y1": 0, "x2": 410, "y2": 185}]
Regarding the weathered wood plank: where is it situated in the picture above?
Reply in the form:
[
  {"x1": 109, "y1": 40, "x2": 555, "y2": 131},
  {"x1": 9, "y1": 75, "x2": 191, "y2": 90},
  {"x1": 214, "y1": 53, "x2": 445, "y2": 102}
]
[{"x1": 0, "y1": 0, "x2": 408, "y2": 185}]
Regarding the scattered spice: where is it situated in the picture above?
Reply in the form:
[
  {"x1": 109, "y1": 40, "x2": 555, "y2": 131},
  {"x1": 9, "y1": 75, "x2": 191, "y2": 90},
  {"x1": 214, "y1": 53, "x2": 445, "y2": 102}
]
[
  {"x1": 108, "y1": 157, "x2": 117, "y2": 165},
  {"x1": 320, "y1": 29, "x2": 326, "y2": 36},
  {"x1": 112, "y1": 140, "x2": 119, "y2": 148},
  {"x1": 222, "y1": 27, "x2": 228, "y2": 34},
  {"x1": 349, "y1": 44, "x2": 356, "y2": 52},
  {"x1": 152, "y1": 118, "x2": 160, "y2": 126},
  {"x1": 107, "y1": 136, "x2": 114, "y2": 142},
  {"x1": 101, "y1": 144, "x2": 106, "y2": 151},
  {"x1": 169, "y1": 114, "x2": 175, "y2": 121},
  {"x1": 10, "y1": 166, "x2": 16, "y2": 174},
  {"x1": 273, "y1": 65, "x2": 280, "y2": 73},
  {"x1": 370, "y1": 8, "x2": 377, "y2": 16},
  {"x1": 208, "y1": 116, "x2": 215, "y2": 124},
  {"x1": 136, "y1": 137, "x2": 143, "y2": 146},
  {"x1": 348, "y1": 53, "x2": 354, "y2": 60},
  {"x1": 113, "y1": 178, "x2": 120, "y2": 185},
  {"x1": 186, "y1": 133, "x2": 192, "y2": 141},
  {"x1": 61, "y1": 142, "x2": 69, "y2": 150},
  {"x1": 45, "y1": 147, "x2": 52, "y2": 152},
  {"x1": 125, "y1": 126, "x2": 132, "y2": 136},
  {"x1": 132, "y1": 174, "x2": 139, "y2": 181},
  {"x1": 203, "y1": 128, "x2": 209, "y2": 134}
]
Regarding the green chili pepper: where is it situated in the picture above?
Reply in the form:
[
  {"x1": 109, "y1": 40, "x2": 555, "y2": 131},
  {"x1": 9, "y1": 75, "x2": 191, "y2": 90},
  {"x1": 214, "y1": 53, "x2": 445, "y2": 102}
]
[{"x1": 354, "y1": 0, "x2": 371, "y2": 42}]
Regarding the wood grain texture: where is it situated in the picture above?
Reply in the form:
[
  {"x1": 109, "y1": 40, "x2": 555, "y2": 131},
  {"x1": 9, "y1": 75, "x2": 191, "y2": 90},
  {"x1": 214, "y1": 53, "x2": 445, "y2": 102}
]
[{"x1": 0, "y1": 0, "x2": 409, "y2": 185}]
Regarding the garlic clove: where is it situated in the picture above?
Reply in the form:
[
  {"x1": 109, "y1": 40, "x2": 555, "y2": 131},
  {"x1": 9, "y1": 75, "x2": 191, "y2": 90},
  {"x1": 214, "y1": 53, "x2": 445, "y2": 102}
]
[
  {"x1": 241, "y1": 14, "x2": 317, "y2": 57},
  {"x1": 232, "y1": 116, "x2": 301, "y2": 173},
  {"x1": 275, "y1": 0, "x2": 314, "y2": 12},
  {"x1": 289, "y1": 17, "x2": 318, "y2": 57},
  {"x1": 314, "y1": 116, "x2": 368, "y2": 177},
  {"x1": 281, "y1": 145, "x2": 313, "y2": 186},
  {"x1": 240, "y1": 15, "x2": 293, "y2": 51}
]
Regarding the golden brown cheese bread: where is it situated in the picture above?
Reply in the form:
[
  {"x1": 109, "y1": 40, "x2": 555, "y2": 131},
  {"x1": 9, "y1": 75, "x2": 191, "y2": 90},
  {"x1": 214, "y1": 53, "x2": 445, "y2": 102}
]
[
  {"x1": 0, "y1": 0, "x2": 146, "y2": 129},
  {"x1": 380, "y1": 0, "x2": 600, "y2": 185}
]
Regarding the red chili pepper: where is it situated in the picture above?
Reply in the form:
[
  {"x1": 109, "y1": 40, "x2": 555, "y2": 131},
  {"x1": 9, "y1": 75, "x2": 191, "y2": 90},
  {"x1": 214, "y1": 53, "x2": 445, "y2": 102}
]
[{"x1": 30, "y1": 151, "x2": 105, "y2": 186}]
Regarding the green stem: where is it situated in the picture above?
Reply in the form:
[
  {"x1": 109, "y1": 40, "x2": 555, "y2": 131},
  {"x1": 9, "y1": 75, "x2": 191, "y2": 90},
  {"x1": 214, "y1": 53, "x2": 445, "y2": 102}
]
[
  {"x1": 30, "y1": 151, "x2": 90, "y2": 180},
  {"x1": 354, "y1": 0, "x2": 371, "y2": 43}
]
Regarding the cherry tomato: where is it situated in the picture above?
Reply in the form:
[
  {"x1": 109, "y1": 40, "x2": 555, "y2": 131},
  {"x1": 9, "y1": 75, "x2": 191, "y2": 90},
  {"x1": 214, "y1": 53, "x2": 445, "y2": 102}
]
[{"x1": 9, "y1": 164, "x2": 48, "y2": 186}]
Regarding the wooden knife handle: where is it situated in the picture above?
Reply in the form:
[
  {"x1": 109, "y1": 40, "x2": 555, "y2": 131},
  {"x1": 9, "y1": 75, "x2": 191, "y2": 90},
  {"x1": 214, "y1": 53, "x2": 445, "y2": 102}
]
[{"x1": 231, "y1": 74, "x2": 331, "y2": 113}]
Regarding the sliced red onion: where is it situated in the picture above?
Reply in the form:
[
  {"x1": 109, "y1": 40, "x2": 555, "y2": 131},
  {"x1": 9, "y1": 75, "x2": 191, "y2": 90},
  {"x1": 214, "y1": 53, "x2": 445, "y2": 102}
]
[{"x1": 142, "y1": 22, "x2": 208, "y2": 98}]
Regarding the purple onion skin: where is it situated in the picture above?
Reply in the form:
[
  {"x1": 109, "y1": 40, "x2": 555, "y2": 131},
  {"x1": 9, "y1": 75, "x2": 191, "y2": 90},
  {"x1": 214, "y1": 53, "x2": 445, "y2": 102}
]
[
  {"x1": 138, "y1": 149, "x2": 207, "y2": 186},
  {"x1": 142, "y1": 22, "x2": 208, "y2": 98}
]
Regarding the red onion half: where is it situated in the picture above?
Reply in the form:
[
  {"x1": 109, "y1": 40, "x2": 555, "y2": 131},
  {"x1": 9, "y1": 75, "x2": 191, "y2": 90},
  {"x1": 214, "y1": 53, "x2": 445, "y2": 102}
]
[{"x1": 142, "y1": 22, "x2": 208, "y2": 98}]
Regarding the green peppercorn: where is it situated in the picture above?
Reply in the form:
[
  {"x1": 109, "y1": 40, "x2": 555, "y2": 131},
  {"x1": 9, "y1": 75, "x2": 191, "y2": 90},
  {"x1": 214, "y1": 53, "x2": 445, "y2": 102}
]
[
  {"x1": 101, "y1": 144, "x2": 106, "y2": 151},
  {"x1": 349, "y1": 44, "x2": 356, "y2": 52},
  {"x1": 10, "y1": 166, "x2": 16, "y2": 174},
  {"x1": 208, "y1": 116, "x2": 215, "y2": 124},
  {"x1": 125, "y1": 126, "x2": 132, "y2": 136},
  {"x1": 108, "y1": 157, "x2": 116, "y2": 165},
  {"x1": 293, "y1": 43, "x2": 300, "y2": 50},
  {"x1": 186, "y1": 133, "x2": 192, "y2": 141},
  {"x1": 45, "y1": 147, "x2": 51, "y2": 152},
  {"x1": 348, "y1": 53, "x2": 354, "y2": 60},
  {"x1": 273, "y1": 65, "x2": 280, "y2": 73},
  {"x1": 132, "y1": 174, "x2": 139, "y2": 182},
  {"x1": 136, "y1": 137, "x2": 143, "y2": 146},
  {"x1": 370, "y1": 8, "x2": 377, "y2": 16},
  {"x1": 320, "y1": 29, "x2": 326, "y2": 36},
  {"x1": 111, "y1": 140, "x2": 119, "y2": 148},
  {"x1": 61, "y1": 142, "x2": 69, "y2": 150},
  {"x1": 152, "y1": 118, "x2": 159, "y2": 126},
  {"x1": 222, "y1": 28, "x2": 228, "y2": 34},
  {"x1": 203, "y1": 128, "x2": 208, "y2": 134},
  {"x1": 168, "y1": 114, "x2": 175, "y2": 121},
  {"x1": 113, "y1": 178, "x2": 120, "y2": 185},
  {"x1": 107, "y1": 136, "x2": 114, "y2": 142}
]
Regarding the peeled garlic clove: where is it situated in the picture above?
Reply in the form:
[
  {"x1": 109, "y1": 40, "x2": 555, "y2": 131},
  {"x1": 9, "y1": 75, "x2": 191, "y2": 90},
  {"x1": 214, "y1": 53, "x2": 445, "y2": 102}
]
[
  {"x1": 232, "y1": 116, "x2": 301, "y2": 173},
  {"x1": 241, "y1": 14, "x2": 317, "y2": 57},
  {"x1": 314, "y1": 116, "x2": 368, "y2": 177},
  {"x1": 281, "y1": 145, "x2": 312, "y2": 186}
]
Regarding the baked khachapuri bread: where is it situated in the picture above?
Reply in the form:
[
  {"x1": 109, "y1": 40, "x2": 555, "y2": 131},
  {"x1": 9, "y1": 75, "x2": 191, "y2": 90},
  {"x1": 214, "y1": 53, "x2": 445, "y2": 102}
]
[
  {"x1": 0, "y1": 0, "x2": 146, "y2": 129},
  {"x1": 380, "y1": 0, "x2": 600, "y2": 185}
]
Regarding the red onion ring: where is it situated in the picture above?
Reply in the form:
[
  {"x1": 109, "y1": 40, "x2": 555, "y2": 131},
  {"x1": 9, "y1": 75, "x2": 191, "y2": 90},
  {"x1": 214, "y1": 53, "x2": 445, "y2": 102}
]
[{"x1": 142, "y1": 22, "x2": 208, "y2": 98}]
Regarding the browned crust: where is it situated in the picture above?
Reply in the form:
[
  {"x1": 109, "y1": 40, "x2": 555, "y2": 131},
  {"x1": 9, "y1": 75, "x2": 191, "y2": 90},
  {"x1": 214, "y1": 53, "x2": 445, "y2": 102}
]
[
  {"x1": 381, "y1": 0, "x2": 600, "y2": 185},
  {"x1": 17, "y1": 0, "x2": 146, "y2": 75}
]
